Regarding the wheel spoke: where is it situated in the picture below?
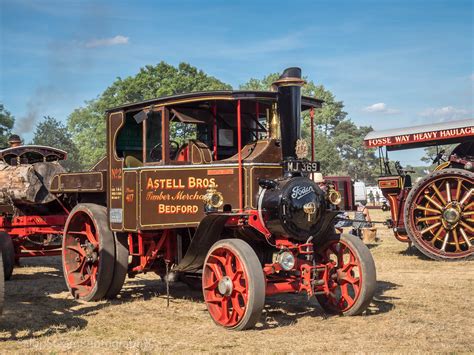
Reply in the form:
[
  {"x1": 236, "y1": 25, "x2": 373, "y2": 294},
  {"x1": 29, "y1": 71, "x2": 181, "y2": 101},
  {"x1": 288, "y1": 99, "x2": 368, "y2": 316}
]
[
  {"x1": 67, "y1": 257, "x2": 85, "y2": 274},
  {"x1": 219, "y1": 298, "x2": 230, "y2": 323},
  {"x1": 452, "y1": 229, "x2": 461, "y2": 252},
  {"x1": 416, "y1": 215, "x2": 442, "y2": 223},
  {"x1": 224, "y1": 252, "x2": 235, "y2": 278},
  {"x1": 440, "y1": 232, "x2": 450, "y2": 252},
  {"x1": 430, "y1": 226, "x2": 444, "y2": 244},
  {"x1": 340, "y1": 284, "x2": 355, "y2": 306},
  {"x1": 66, "y1": 245, "x2": 86, "y2": 257},
  {"x1": 230, "y1": 292, "x2": 245, "y2": 317},
  {"x1": 420, "y1": 222, "x2": 442, "y2": 235},
  {"x1": 455, "y1": 180, "x2": 463, "y2": 201},
  {"x1": 84, "y1": 222, "x2": 98, "y2": 247},
  {"x1": 445, "y1": 181, "x2": 452, "y2": 202},
  {"x1": 424, "y1": 195, "x2": 444, "y2": 211},
  {"x1": 432, "y1": 184, "x2": 447, "y2": 205},
  {"x1": 460, "y1": 188, "x2": 473, "y2": 205},
  {"x1": 203, "y1": 277, "x2": 219, "y2": 291},
  {"x1": 206, "y1": 261, "x2": 223, "y2": 281},
  {"x1": 459, "y1": 221, "x2": 474, "y2": 233},
  {"x1": 415, "y1": 205, "x2": 441, "y2": 214},
  {"x1": 459, "y1": 228, "x2": 473, "y2": 248}
]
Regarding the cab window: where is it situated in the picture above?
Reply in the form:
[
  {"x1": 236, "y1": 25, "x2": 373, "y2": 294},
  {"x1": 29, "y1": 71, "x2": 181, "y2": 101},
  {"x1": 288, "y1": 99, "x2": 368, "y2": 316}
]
[{"x1": 145, "y1": 111, "x2": 162, "y2": 162}]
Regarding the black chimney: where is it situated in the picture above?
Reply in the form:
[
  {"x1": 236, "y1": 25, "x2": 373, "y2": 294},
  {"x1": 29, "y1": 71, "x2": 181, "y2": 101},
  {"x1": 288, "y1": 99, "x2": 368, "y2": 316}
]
[{"x1": 272, "y1": 67, "x2": 305, "y2": 160}]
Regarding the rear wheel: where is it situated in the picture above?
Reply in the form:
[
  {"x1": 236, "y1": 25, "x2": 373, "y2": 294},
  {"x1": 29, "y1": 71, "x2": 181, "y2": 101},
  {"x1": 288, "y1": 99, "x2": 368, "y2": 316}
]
[
  {"x1": 203, "y1": 239, "x2": 265, "y2": 330},
  {"x1": 62, "y1": 204, "x2": 115, "y2": 301},
  {"x1": 0, "y1": 233, "x2": 14, "y2": 281},
  {"x1": 404, "y1": 168, "x2": 473, "y2": 261},
  {"x1": 316, "y1": 233, "x2": 376, "y2": 316},
  {"x1": 105, "y1": 232, "x2": 129, "y2": 299}
]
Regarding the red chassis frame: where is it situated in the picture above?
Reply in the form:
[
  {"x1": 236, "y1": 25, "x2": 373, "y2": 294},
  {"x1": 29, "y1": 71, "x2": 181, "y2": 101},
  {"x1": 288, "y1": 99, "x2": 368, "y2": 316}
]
[
  {"x1": 125, "y1": 210, "x2": 338, "y2": 299},
  {"x1": 0, "y1": 214, "x2": 67, "y2": 259}
]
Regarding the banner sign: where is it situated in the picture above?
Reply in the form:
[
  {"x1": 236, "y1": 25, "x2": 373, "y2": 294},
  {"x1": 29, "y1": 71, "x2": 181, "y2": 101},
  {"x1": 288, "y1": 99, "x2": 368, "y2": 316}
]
[{"x1": 364, "y1": 126, "x2": 474, "y2": 148}]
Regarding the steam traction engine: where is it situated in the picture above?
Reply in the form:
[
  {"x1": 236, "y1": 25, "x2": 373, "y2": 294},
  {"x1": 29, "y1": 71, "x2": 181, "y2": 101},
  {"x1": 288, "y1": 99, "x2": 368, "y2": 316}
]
[
  {"x1": 364, "y1": 120, "x2": 473, "y2": 261},
  {"x1": 55, "y1": 68, "x2": 376, "y2": 330},
  {"x1": 0, "y1": 145, "x2": 69, "y2": 280}
]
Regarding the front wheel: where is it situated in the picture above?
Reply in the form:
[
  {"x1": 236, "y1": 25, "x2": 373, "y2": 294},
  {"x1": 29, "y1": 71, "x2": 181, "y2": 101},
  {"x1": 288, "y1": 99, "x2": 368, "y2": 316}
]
[
  {"x1": 315, "y1": 233, "x2": 376, "y2": 316},
  {"x1": 202, "y1": 239, "x2": 265, "y2": 330}
]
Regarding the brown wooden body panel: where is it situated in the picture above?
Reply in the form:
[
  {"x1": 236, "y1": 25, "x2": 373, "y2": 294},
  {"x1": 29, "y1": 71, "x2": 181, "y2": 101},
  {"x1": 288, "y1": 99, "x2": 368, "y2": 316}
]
[
  {"x1": 138, "y1": 165, "x2": 239, "y2": 229},
  {"x1": 50, "y1": 171, "x2": 106, "y2": 193}
]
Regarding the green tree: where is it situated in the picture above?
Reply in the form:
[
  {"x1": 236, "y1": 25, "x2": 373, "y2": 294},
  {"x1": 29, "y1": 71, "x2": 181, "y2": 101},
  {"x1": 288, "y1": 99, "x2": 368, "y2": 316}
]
[
  {"x1": 240, "y1": 73, "x2": 347, "y2": 136},
  {"x1": 313, "y1": 131, "x2": 343, "y2": 174},
  {"x1": 31, "y1": 116, "x2": 82, "y2": 171},
  {"x1": 0, "y1": 104, "x2": 15, "y2": 148},
  {"x1": 68, "y1": 62, "x2": 231, "y2": 168},
  {"x1": 333, "y1": 121, "x2": 378, "y2": 183}
]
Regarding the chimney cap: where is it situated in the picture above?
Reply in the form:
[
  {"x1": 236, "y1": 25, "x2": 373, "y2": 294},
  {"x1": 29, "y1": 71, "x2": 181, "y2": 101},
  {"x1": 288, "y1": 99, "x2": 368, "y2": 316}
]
[
  {"x1": 280, "y1": 67, "x2": 302, "y2": 79},
  {"x1": 272, "y1": 67, "x2": 306, "y2": 88}
]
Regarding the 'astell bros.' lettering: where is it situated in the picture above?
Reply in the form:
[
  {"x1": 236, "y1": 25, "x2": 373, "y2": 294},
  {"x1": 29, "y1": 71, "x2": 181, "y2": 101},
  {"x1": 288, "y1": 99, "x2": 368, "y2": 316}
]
[{"x1": 144, "y1": 177, "x2": 217, "y2": 215}]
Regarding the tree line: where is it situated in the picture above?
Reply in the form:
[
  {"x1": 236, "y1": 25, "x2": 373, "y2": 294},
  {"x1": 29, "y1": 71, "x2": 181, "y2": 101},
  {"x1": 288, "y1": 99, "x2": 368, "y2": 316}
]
[{"x1": 0, "y1": 62, "x2": 436, "y2": 183}]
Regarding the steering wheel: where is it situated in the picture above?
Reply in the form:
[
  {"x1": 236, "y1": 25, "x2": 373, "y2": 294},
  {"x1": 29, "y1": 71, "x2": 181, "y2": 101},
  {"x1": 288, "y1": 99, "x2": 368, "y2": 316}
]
[
  {"x1": 149, "y1": 140, "x2": 180, "y2": 161},
  {"x1": 432, "y1": 149, "x2": 446, "y2": 165}
]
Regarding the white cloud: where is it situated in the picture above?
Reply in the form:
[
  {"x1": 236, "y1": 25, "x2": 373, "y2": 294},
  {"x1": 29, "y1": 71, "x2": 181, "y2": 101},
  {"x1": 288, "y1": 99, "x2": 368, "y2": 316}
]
[
  {"x1": 363, "y1": 102, "x2": 399, "y2": 114},
  {"x1": 84, "y1": 35, "x2": 129, "y2": 48},
  {"x1": 419, "y1": 106, "x2": 470, "y2": 121}
]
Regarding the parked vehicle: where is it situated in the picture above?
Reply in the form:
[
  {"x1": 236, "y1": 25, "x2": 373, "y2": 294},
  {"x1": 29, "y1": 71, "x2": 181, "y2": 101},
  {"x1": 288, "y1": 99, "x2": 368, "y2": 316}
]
[
  {"x1": 0, "y1": 144, "x2": 68, "y2": 279},
  {"x1": 49, "y1": 67, "x2": 376, "y2": 329},
  {"x1": 365, "y1": 119, "x2": 473, "y2": 260},
  {"x1": 354, "y1": 181, "x2": 367, "y2": 205}
]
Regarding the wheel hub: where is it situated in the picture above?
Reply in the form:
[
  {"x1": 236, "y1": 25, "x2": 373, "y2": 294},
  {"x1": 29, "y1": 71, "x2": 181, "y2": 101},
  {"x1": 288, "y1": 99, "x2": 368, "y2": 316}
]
[
  {"x1": 217, "y1": 276, "x2": 233, "y2": 296},
  {"x1": 84, "y1": 242, "x2": 98, "y2": 262},
  {"x1": 443, "y1": 207, "x2": 460, "y2": 224},
  {"x1": 442, "y1": 202, "x2": 462, "y2": 229}
]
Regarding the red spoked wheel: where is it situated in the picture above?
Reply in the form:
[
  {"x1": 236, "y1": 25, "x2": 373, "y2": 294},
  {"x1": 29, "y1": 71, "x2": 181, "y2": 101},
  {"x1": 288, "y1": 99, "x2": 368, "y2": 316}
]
[
  {"x1": 203, "y1": 239, "x2": 265, "y2": 330},
  {"x1": 62, "y1": 204, "x2": 115, "y2": 301},
  {"x1": 404, "y1": 168, "x2": 473, "y2": 261},
  {"x1": 316, "y1": 233, "x2": 376, "y2": 316}
]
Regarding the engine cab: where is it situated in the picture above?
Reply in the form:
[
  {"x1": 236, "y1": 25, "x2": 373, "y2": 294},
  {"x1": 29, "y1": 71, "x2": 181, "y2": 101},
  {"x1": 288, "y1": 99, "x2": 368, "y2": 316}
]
[{"x1": 104, "y1": 74, "x2": 327, "y2": 234}]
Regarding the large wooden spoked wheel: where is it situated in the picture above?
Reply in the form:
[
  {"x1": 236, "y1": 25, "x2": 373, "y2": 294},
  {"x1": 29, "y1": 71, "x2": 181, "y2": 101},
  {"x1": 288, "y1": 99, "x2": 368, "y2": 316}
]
[
  {"x1": 62, "y1": 204, "x2": 115, "y2": 301},
  {"x1": 202, "y1": 239, "x2": 265, "y2": 330},
  {"x1": 0, "y1": 233, "x2": 14, "y2": 281},
  {"x1": 315, "y1": 233, "x2": 376, "y2": 316},
  {"x1": 404, "y1": 168, "x2": 473, "y2": 261}
]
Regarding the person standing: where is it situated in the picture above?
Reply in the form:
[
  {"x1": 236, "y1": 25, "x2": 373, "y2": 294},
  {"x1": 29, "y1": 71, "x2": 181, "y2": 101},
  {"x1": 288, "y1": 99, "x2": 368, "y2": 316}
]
[
  {"x1": 375, "y1": 190, "x2": 380, "y2": 205},
  {"x1": 368, "y1": 190, "x2": 375, "y2": 206},
  {"x1": 352, "y1": 202, "x2": 372, "y2": 238},
  {"x1": 7, "y1": 134, "x2": 22, "y2": 148}
]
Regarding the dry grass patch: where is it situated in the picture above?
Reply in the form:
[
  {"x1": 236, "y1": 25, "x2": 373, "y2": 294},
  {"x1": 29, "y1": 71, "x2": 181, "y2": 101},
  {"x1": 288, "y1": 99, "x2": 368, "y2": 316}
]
[{"x1": 0, "y1": 210, "x2": 472, "y2": 353}]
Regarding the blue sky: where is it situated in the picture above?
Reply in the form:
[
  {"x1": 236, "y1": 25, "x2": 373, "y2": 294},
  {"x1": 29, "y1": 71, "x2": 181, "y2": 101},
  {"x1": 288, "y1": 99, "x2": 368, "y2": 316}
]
[{"x1": 1, "y1": 0, "x2": 472, "y2": 165}]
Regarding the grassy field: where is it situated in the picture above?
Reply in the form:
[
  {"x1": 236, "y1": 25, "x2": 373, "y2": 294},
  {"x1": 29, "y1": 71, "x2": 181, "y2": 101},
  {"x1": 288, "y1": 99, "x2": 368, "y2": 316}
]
[{"x1": 0, "y1": 210, "x2": 473, "y2": 353}]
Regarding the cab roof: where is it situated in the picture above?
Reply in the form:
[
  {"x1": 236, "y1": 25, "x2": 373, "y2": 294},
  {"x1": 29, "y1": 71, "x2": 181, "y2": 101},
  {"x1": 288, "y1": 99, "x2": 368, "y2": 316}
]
[
  {"x1": 364, "y1": 118, "x2": 474, "y2": 151},
  {"x1": 106, "y1": 90, "x2": 323, "y2": 113}
]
